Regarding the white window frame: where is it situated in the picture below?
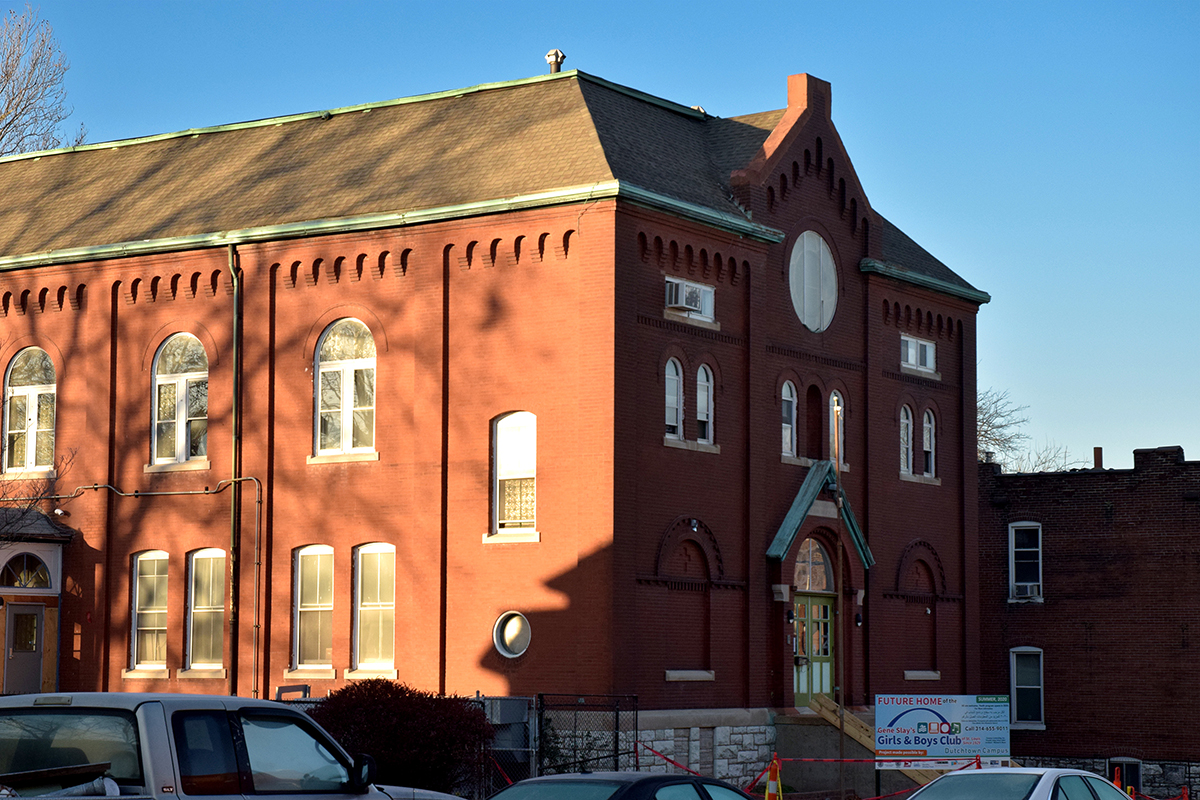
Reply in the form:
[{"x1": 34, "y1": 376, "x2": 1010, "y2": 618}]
[
  {"x1": 153, "y1": 334, "x2": 209, "y2": 465},
  {"x1": 186, "y1": 548, "x2": 225, "y2": 670},
  {"x1": 901, "y1": 335, "x2": 937, "y2": 374},
  {"x1": 4, "y1": 347, "x2": 55, "y2": 473},
  {"x1": 900, "y1": 405, "x2": 914, "y2": 474},
  {"x1": 294, "y1": 544, "x2": 334, "y2": 668},
  {"x1": 828, "y1": 391, "x2": 845, "y2": 467},
  {"x1": 315, "y1": 319, "x2": 376, "y2": 456},
  {"x1": 781, "y1": 381, "x2": 797, "y2": 457},
  {"x1": 665, "y1": 359, "x2": 683, "y2": 439},
  {"x1": 493, "y1": 411, "x2": 537, "y2": 534},
  {"x1": 1009, "y1": 522, "x2": 1043, "y2": 601},
  {"x1": 665, "y1": 276, "x2": 715, "y2": 322},
  {"x1": 133, "y1": 550, "x2": 168, "y2": 669},
  {"x1": 696, "y1": 365, "x2": 714, "y2": 444},
  {"x1": 922, "y1": 410, "x2": 936, "y2": 477},
  {"x1": 354, "y1": 543, "x2": 396, "y2": 670},
  {"x1": 1010, "y1": 647, "x2": 1045, "y2": 728}
]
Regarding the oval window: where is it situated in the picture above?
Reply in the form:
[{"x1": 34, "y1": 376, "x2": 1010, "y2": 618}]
[{"x1": 788, "y1": 231, "x2": 838, "y2": 332}]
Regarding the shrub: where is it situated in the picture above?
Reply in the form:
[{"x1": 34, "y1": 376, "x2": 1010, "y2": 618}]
[{"x1": 308, "y1": 679, "x2": 493, "y2": 794}]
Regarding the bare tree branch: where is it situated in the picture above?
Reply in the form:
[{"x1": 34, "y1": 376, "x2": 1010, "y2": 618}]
[
  {"x1": 0, "y1": 4, "x2": 82, "y2": 156},
  {"x1": 0, "y1": 449, "x2": 76, "y2": 542},
  {"x1": 978, "y1": 387, "x2": 1087, "y2": 473}
]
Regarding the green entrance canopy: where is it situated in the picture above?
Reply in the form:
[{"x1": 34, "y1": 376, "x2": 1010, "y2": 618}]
[{"x1": 766, "y1": 460, "x2": 875, "y2": 568}]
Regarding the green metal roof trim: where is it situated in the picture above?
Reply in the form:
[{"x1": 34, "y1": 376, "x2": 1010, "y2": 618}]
[
  {"x1": 860, "y1": 258, "x2": 991, "y2": 305},
  {"x1": 766, "y1": 460, "x2": 875, "y2": 568}
]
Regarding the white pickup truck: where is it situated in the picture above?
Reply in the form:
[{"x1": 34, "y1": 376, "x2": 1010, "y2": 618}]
[{"x1": 0, "y1": 693, "x2": 455, "y2": 800}]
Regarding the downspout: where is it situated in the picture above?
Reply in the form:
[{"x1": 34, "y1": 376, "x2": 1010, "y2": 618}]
[{"x1": 228, "y1": 245, "x2": 243, "y2": 695}]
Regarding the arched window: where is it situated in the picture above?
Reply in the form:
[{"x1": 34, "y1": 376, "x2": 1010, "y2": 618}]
[
  {"x1": 788, "y1": 231, "x2": 838, "y2": 333},
  {"x1": 355, "y1": 543, "x2": 395, "y2": 669},
  {"x1": 696, "y1": 365, "x2": 713, "y2": 444},
  {"x1": 900, "y1": 406, "x2": 914, "y2": 474},
  {"x1": 665, "y1": 359, "x2": 682, "y2": 439},
  {"x1": 187, "y1": 548, "x2": 225, "y2": 670},
  {"x1": 781, "y1": 381, "x2": 797, "y2": 456},
  {"x1": 829, "y1": 391, "x2": 845, "y2": 467},
  {"x1": 922, "y1": 410, "x2": 936, "y2": 476},
  {"x1": 494, "y1": 412, "x2": 536, "y2": 532},
  {"x1": 133, "y1": 551, "x2": 168, "y2": 668},
  {"x1": 793, "y1": 538, "x2": 833, "y2": 593},
  {"x1": 5, "y1": 347, "x2": 55, "y2": 472},
  {"x1": 0, "y1": 553, "x2": 50, "y2": 588},
  {"x1": 153, "y1": 334, "x2": 208, "y2": 464},
  {"x1": 316, "y1": 319, "x2": 376, "y2": 455},
  {"x1": 294, "y1": 544, "x2": 334, "y2": 667}
]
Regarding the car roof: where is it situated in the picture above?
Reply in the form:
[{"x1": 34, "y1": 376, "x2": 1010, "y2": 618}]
[
  {"x1": 514, "y1": 772, "x2": 724, "y2": 785},
  {"x1": 0, "y1": 691, "x2": 299, "y2": 713}
]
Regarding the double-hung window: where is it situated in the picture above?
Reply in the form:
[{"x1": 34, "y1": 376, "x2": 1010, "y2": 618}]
[
  {"x1": 153, "y1": 334, "x2": 208, "y2": 464},
  {"x1": 1010, "y1": 647, "x2": 1045, "y2": 726},
  {"x1": 665, "y1": 276, "x2": 715, "y2": 322},
  {"x1": 494, "y1": 412, "x2": 536, "y2": 532},
  {"x1": 295, "y1": 545, "x2": 334, "y2": 667},
  {"x1": 901, "y1": 335, "x2": 936, "y2": 374},
  {"x1": 899, "y1": 405, "x2": 913, "y2": 474},
  {"x1": 829, "y1": 391, "x2": 845, "y2": 467},
  {"x1": 922, "y1": 410, "x2": 936, "y2": 476},
  {"x1": 4, "y1": 347, "x2": 55, "y2": 472},
  {"x1": 696, "y1": 365, "x2": 713, "y2": 443},
  {"x1": 133, "y1": 551, "x2": 168, "y2": 668},
  {"x1": 316, "y1": 319, "x2": 376, "y2": 455},
  {"x1": 781, "y1": 382, "x2": 797, "y2": 456},
  {"x1": 665, "y1": 359, "x2": 682, "y2": 439},
  {"x1": 1009, "y1": 522, "x2": 1043, "y2": 600},
  {"x1": 187, "y1": 548, "x2": 225, "y2": 670},
  {"x1": 354, "y1": 543, "x2": 395, "y2": 669}
]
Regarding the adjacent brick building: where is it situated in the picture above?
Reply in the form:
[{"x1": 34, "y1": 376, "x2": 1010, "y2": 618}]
[
  {"x1": 979, "y1": 446, "x2": 1200, "y2": 796},
  {"x1": 0, "y1": 66, "x2": 988, "y2": 777}
]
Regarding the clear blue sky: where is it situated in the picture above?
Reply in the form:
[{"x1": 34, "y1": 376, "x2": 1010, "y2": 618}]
[{"x1": 14, "y1": 0, "x2": 1200, "y2": 470}]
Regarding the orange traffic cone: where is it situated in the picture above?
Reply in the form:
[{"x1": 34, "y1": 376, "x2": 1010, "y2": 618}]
[{"x1": 764, "y1": 754, "x2": 782, "y2": 800}]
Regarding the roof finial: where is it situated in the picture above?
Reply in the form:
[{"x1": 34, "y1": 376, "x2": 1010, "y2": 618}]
[{"x1": 545, "y1": 49, "x2": 566, "y2": 74}]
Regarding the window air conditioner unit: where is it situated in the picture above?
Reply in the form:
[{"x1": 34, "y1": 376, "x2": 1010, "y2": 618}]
[
  {"x1": 1013, "y1": 584, "x2": 1040, "y2": 599},
  {"x1": 666, "y1": 282, "x2": 704, "y2": 313}
]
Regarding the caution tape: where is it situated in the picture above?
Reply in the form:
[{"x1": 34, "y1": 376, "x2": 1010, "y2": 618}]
[{"x1": 634, "y1": 741, "x2": 703, "y2": 777}]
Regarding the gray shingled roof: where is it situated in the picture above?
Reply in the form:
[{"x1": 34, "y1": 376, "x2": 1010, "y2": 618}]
[{"x1": 0, "y1": 70, "x2": 983, "y2": 302}]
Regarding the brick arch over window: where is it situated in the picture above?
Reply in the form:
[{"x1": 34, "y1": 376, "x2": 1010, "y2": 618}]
[
  {"x1": 893, "y1": 539, "x2": 948, "y2": 598},
  {"x1": 140, "y1": 322, "x2": 221, "y2": 372},
  {"x1": 656, "y1": 516, "x2": 725, "y2": 582},
  {"x1": 302, "y1": 305, "x2": 389, "y2": 358}
]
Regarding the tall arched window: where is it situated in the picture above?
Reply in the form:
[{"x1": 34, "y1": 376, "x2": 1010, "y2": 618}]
[
  {"x1": 187, "y1": 548, "x2": 225, "y2": 670},
  {"x1": 664, "y1": 359, "x2": 682, "y2": 439},
  {"x1": 5, "y1": 347, "x2": 55, "y2": 472},
  {"x1": 922, "y1": 410, "x2": 936, "y2": 477},
  {"x1": 355, "y1": 543, "x2": 395, "y2": 669},
  {"x1": 781, "y1": 381, "x2": 797, "y2": 456},
  {"x1": 294, "y1": 544, "x2": 334, "y2": 667},
  {"x1": 696, "y1": 365, "x2": 713, "y2": 444},
  {"x1": 794, "y1": 538, "x2": 834, "y2": 593},
  {"x1": 829, "y1": 391, "x2": 845, "y2": 467},
  {"x1": 900, "y1": 405, "x2": 914, "y2": 474},
  {"x1": 494, "y1": 412, "x2": 536, "y2": 532},
  {"x1": 153, "y1": 334, "x2": 208, "y2": 464},
  {"x1": 316, "y1": 319, "x2": 376, "y2": 455},
  {"x1": 133, "y1": 551, "x2": 169, "y2": 669}
]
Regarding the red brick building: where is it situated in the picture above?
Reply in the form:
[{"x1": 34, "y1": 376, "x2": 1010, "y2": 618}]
[
  {"x1": 0, "y1": 67, "x2": 987, "y2": 776},
  {"x1": 979, "y1": 447, "x2": 1200, "y2": 797}
]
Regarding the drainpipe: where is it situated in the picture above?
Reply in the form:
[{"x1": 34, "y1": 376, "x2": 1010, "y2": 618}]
[{"x1": 228, "y1": 245, "x2": 243, "y2": 695}]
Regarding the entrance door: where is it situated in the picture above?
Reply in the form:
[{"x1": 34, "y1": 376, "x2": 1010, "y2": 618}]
[
  {"x1": 794, "y1": 594, "x2": 834, "y2": 707},
  {"x1": 4, "y1": 603, "x2": 43, "y2": 694}
]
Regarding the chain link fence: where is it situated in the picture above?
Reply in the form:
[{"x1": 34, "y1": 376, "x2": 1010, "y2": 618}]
[{"x1": 536, "y1": 694, "x2": 639, "y2": 775}]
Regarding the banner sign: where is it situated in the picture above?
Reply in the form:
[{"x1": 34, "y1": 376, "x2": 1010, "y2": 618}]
[{"x1": 874, "y1": 694, "x2": 1010, "y2": 769}]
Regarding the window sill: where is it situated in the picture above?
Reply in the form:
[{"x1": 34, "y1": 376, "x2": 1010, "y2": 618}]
[
  {"x1": 663, "y1": 309, "x2": 720, "y2": 331},
  {"x1": 145, "y1": 459, "x2": 210, "y2": 474},
  {"x1": 904, "y1": 670, "x2": 941, "y2": 681},
  {"x1": 900, "y1": 365, "x2": 941, "y2": 381},
  {"x1": 663, "y1": 437, "x2": 721, "y2": 454},
  {"x1": 284, "y1": 668, "x2": 336, "y2": 680},
  {"x1": 900, "y1": 473, "x2": 941, "y2": 486},
  {"x1": 1008, "y1": 596, "x2": 1044, "y2": 604},
  {"x1": 0, "y1": 468, "x2": 56, "y2": 481},
  {"x1": 177, "y1": 668, "x2": 227, "y2": 680},
  {"x1": 782, "y1": 454, "x2": 815, "y2": 467},
  {"x1": 121, "y1": 667, "x2": 168, "y2": 680},
  {"x1": 665, "y1": 670, "x2": 715, "y2": 682},
  {"x1": 1011, "y1": 722, "x2": 1046, "y2": 731},
  {"x1": 484, "y1": 529, "x2": 540, "y2": 544},
  {"x1": 345, "y1": 668, "x2": 398, "y2": 680},
  {"x1": 306, "y1": 452, "x2": 380, "y2": 465}
]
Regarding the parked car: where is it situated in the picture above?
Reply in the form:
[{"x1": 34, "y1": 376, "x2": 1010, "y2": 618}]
[
  {"x1": 908, "y1": 766, "x2": 1131, "y2": 800},
  {"x1": 0, "y1": 692, "x2": 449, "y2": 799},
  {"x1": 486, "y1": 771, "x2": 752, "y2": 799}
]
